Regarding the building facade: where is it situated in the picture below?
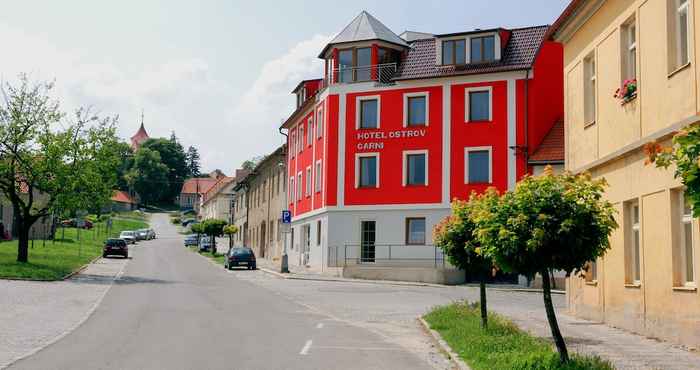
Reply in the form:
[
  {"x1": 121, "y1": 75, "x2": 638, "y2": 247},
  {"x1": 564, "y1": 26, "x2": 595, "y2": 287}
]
[
  {"x1": 179, "y1": 176, "x2": 220, "y2": 214},
  {"x1": 550, "y1": 0, "x2": 700, "y2": 347},
  {"x1": 200, "y1": 169, "x2": 250, "y2": 223},
  {"x1": 236, "y1": 146, "x2": 287, "y2": 260},
  {"x1": 281, "y1": 11, "x2": 564, "y2": 274}
]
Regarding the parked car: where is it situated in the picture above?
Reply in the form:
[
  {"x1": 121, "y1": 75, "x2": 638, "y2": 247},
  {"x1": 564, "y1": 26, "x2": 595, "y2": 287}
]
[
  {"x1": 224, "y1": 247, "x2": 256, "y2": 270},
  {"x1": 198, "y1": 236, "x2": 213, "y2": 252},
  {"x1": 103, "y1": 238, "x2": 128, "y2": 258},
  {"x1": 119, "y1": 231, "x2": 137, "y2": 244},
  {"x1": 184, "y1": 234, "x2": 198, "y2": 247},
  {"x1": 135, "y1": 229, "x2": 148, "y2": 240},
  {"x1": 182, "y1": 218, "x2": 197, "y2": 227},
  {"x1": 146, "y1": 228, "x2": 156, "y2": 239},
  {"x1": 60, "y1": 218, "x2": 93, "y2": 229}
]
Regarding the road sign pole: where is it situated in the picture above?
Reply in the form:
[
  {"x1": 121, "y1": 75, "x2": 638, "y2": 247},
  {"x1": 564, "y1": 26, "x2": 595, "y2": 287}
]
[{"x1": 280, "y1": 209, "x2": 291, "y2": 273}]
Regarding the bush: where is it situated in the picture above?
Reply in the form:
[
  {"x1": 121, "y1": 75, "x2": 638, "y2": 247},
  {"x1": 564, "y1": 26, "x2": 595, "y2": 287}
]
[{"x1": 171, "y1": 217, "x2": 181, "y2": 225}]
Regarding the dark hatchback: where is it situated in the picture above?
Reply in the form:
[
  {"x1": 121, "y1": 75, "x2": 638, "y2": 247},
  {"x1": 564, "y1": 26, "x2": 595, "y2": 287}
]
[
  {"x1": 103, "y1": 238, "x2": 128, "y2": 258},
  {"x1": 224, "y1": 247, "x2": 256, "y2": 270}
]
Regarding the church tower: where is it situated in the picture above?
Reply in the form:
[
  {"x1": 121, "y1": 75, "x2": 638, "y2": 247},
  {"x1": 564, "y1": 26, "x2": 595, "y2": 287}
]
[{"x1": 130, "y1": 111, "x2": 150, "y2": 151}]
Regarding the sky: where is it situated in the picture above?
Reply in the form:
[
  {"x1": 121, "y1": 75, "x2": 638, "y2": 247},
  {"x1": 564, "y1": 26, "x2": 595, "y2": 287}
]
[{"x1": 0, "y1": 0, "x2": 569, "y2": 174}]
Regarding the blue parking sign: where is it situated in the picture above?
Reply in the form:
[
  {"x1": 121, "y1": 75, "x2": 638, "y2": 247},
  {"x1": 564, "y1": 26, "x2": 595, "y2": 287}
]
[{"x1": 282, "y1": 210, "x2": 292, "y2": 224}]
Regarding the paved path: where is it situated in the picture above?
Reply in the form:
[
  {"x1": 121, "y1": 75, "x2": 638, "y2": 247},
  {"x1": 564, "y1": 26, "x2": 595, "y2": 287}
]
[
  {"x1": 8, "y1": 214, "x2": 437, "y2": 370},
  {"x1": 0, "y1": 253, "x2": 128, "y2": 369}
]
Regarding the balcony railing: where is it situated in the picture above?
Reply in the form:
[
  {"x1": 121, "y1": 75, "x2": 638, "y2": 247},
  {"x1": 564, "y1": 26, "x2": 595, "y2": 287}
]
[
  {"x1": 328, "y1": 243, "x2": 447, "y2": 268},
  {"x1": 323, "y1": 63, "x2": 398, "y2": 88}
]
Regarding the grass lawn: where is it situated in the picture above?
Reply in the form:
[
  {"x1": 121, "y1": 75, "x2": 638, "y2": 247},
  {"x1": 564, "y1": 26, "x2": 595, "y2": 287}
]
[
  {"x1": 0, "y1": 218, "x2": 148, "y2": 280},
  {"x1": 424, "y1": 302, "x2": 615, "y2": 370},
  {"x1": 187, "y1": 245, "x2": 226, "y2": 265}
]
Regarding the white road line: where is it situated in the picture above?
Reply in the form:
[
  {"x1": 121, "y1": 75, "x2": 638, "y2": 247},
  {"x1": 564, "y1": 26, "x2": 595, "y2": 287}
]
[
  {"x1": 314, "y1": 346, "x2": 405, "y2": 351},
  {"x1": 299, "y1": 340, "x2": 312, "y2": 355},
  {"x1": 316, "y1": 323, "x2": 324, "y2": 329}
]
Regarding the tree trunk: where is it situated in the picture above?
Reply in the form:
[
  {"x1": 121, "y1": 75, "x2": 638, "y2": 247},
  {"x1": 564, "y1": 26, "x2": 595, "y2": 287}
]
[
  {"x1": 16, "y1": 221, "x2": 31, "y2": 263},
  {"x1": 211, "y1": 234, "x2": 217, "y2": 255},
  {"x1": 541, "y1": 268, "x2": 569, "y2": 363},
  {"x1": 229, "y1": 235, "x2": 233, "y2": 249},
  {"x1": 479, "y1": 276, "x2": 488, "y2": 328}
]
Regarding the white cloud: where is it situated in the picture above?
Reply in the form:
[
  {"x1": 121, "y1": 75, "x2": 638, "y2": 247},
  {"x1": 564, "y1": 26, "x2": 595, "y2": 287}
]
[{"x1": 1, "y1": 21, "x2": 330, "y2": 173}]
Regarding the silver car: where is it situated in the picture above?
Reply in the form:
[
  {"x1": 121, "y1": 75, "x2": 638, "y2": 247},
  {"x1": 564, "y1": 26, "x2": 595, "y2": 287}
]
[{"x1": 119, "y1": 230, "x2": 137, "y2": 244}]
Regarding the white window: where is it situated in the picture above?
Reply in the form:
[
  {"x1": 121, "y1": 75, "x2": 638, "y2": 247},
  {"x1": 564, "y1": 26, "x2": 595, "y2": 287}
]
[
  {"x1": 464, "y1": 147, "x2": 492, "y2": 184},
  {"x1": 316, "y1": 108, "x2": 324, "y2": 138},
  {"x1": 404, "y1": 92, "x2": 429, "y2": 127},
  {"x1": 402, "y1": 150, "x2": 428, "y2": 186},
  {"x1": 584, "y1": 53, "x2": 596, "y2": 125},
  {"x1": 670, "y1": 0, "x2": 691, "y2": 71},
  {"x1": 678, "y1": 191, "x2": 696, "y2": 286},
  {"x1": 299, "y1": 126, "x2": 304, "y2": 152},
  {"x1": 307, "y1": 117, "x2": 313, "y2": 147},
  {"x1": 297, "y1": 172, "x2": 302, "y2": 201},
  {"x1": 289, "y1": 177, "x2": 295, "y2": 202},
  {"x1": 290, "y1": 132, "x2": 296, "y2": 157},
  {"x1": 406, "y1": 217, "x2": 426, "y2": 245},
  {"x1": 625, "y1": 200, "x2": 642, "y2": 285},
  {"x1": 355, "y1": 153, "x2": 379, "y2": 188},
  {"x1": 314, "y1": 160, "x2": 322, "y2": 193},
  {"x1": 622, "y1": 16, "x2": 637, "y2": 80},
  {"x1": 465, "y1": 87, "x2": 492, "y2": 122},
  {"x1": 356, "y1": 96, "x2": 380, "y2": 129},
  {"x1": 305, "y1": 167, "x2": 312, "y2": 197}
]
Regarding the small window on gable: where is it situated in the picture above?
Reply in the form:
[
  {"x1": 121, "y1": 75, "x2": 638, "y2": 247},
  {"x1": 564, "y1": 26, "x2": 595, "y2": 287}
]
[
  {"x1": 470, "y1": 35, "x2": 495, "y2": 63},
  {"x1": 442, "y1": 39, "x2": 466, "y2": 65}
]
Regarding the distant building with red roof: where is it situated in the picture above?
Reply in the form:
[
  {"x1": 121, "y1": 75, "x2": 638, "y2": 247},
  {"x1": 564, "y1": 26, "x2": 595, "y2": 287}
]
[
  {"x1": 130, "y1": 112, "x2": 150, "y2": 151},
  {"x1": 529, "y1": 120, "x2": 564, "y2": 175},
  {"x1": 110, "y1": 190, "x2": 137, "y2": 212},
  {"x1": 179, "y1": 175, "x2": 223, "y2": 214}
]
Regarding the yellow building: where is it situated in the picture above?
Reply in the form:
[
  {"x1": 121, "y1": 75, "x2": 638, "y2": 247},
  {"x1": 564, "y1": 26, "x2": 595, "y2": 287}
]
[{"x1": 550, "y1": 0, "x2": 699, "y2": 347}]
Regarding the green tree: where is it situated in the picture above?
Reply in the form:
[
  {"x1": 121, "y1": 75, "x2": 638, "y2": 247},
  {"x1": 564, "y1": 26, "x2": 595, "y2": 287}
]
[
  {"x1": 646, "y1": 125, "x2": 700, "y2": 215},
  {"x1": 434, "y1": 197, "x2": 492, "y2": 328},
  {"x1": 0, "y1": 75, "x2": 121, "y2": 262},
  {"x1": 223, "y1": 224, "x2": 238, "y2": 249},
  {"x1": 141, "y1": 137, "x2": 188, "y2": 204},
  {"x1": 126, "y1": 148, "x2": 168, "y2": 206},
  {"x1": 185, "y1": 145, "x2": 201, "y2": 177},
  {"x1": 241, "y1": 155, "x2": 265, "y2": 171},
  {"x1": 202, "y1": 219, "x2": 227, "y2": 255},
  {"x1": 114, "y1": 141, "x2": 134, "y2": 192},
  {"x1": 472, "y1": 168, "x2": 617, "y2": 363}
]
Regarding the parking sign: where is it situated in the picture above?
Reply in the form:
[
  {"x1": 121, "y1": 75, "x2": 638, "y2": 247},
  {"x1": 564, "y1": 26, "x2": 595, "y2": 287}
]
[{"x1": 282, "y1": 210, "x2": 291, "y2": 224}]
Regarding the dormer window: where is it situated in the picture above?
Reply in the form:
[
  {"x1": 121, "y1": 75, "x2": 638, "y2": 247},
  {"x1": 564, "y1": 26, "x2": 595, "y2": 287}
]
[
  {"x1": 442, "y1": 39, "x2": 466, "y2": 65},
  {"x1": 296, "y1": 87, "x2": 307, "y2": 108},
  {"x1": 470, "y1": 35, "x2": 496, "y2": 63}
]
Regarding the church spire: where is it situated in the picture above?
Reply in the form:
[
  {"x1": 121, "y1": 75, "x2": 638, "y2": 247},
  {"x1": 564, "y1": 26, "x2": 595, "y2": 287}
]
[{"x1": 130, "y1": 109, "x2": 150, "y2": 150}]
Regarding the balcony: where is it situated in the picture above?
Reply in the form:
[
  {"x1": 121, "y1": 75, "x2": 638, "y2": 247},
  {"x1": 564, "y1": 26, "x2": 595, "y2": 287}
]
[{"x1": 323, "y1": 63, "x2": 397, "y2": 88}]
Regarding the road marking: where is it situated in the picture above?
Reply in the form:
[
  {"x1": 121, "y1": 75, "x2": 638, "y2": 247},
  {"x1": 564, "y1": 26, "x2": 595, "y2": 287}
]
[
  {"x1": 299, "y1": 340, "x2": 312, "y2": 355},
  {"x1": 314, "y1": 346, "x2": 405, "y2": 351},
  {"x1": 316, "y1": 323, "x2": 324, "y2": 329}
]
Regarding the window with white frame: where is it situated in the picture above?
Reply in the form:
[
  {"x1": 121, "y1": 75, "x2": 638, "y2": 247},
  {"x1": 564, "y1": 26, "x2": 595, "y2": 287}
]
[
  {"x1": 465, "y1": 147, "x2": 492, "y2": 184},
  {"x1": 307, "y1": 117, "x2": 313, "y2": 146},
  {"x1": 289, "y1": 177, "x2": 295, "y2": 202},
  {"x1": 625, "y1": 200, "x2": 642, "y2": 285},
  {"x1": 404, "y1": 93, "x2": 428, "y2": 126},
  {"x1": 622, "y1": 16, "x2": 637, "y2": 81},
  {"x1": 299, "y1": 125, "x2": 305, "y2": 151},
  {"x1": 676, "y1": 190, "x2": 696, "y2": 286},
  {"x1": 305, "y1": 167, "x2": 311, "y2": 197},
  {"x1": 356, "y1": 153, "x2": 379, "y2": 188},
  {"x1": 297, "y1": 172, "x2": 302, "y2": 201},
  {"x1": 314, "y1": 160, "x2": 322, "y2": 193},
  {"x1": 358, "y1": 97, "x2": 379, "y2": 129},
  {"x1": 403, "y1": 151, "x2": 428, "y2": 186},
  {"x1": 465, "y1": 87, "x2": 492, "y2": 122},
  {"x1": 584, "y1": 53, "x2": 596, "y2": 125},
  {"x1": 406, "y1": 217, "x2": 427, "y2": 245},
  {"x1": 470, "y1": 35, "x2": 496, "y2": 63},
  {"x1": 290, "y1": 132, "x2": 296, "y2": 157},
  {"x1": 669, "y1": 0, "x2": 691, "y2": 72},
  {"x1": 316, "y1": 108, "x2": 324, "y2": 138}
]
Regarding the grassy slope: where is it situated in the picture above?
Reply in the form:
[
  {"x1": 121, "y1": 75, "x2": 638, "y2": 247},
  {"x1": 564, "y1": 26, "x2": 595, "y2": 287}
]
[
  {"x1": 424, "y1": 302, "x2": 615, "y2": 370},
  {"x1": 187, "y1": 245, "x2": 226, "y2": 265},
  {"x1": 0, "y1": 217, "x2": 147, "y2": 280}
]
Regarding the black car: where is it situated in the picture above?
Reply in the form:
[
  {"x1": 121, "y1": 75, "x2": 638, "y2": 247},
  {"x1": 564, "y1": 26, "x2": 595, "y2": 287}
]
[
  {"x1": 224, "y1": 247, "x2": 256, "y2": 270},
  {"x1": 103, "y1": 238, "x2": 128, "y2": 258}
]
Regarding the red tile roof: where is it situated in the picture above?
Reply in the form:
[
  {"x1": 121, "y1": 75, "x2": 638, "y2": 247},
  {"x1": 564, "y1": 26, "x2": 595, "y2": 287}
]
[
  {"x1": 202, "y1": 176, "x2": 235, "y2": 204},
  {"x1": 529, "y1": 120, "x2": 564, "y2": 163},
  {"x1": 112, "y1": 190, "x2": 136, "y2": 204},
  {"x1": 394, "y1": 25, "x2": 549, "y2": 81},
  {"x1": 180, "y1": 177, "x2": 219, "y2": 195}
]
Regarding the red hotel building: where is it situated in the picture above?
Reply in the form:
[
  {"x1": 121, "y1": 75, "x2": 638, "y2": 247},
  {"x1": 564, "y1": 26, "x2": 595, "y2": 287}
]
[{"x1": 281, "y1": 11, "x2": 563, "y2": 272}]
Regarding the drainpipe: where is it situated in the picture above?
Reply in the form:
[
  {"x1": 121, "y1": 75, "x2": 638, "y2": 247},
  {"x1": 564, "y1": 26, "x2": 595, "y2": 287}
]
[
  {"x1": 524, "y1": 69, "x2": 530, "y2": 166},
  {"x1": 278, "y1": 127, "x2": 290, "y2": 273}
]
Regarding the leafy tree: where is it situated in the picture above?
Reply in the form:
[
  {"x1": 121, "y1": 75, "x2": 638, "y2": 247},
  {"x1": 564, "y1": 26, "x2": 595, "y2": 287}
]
[
  {"x1": 434, "y1": 197, "x2": 492, "y2": 328},
  {"x1": 471, "y1": 167, "x2": 617, "y2": 363},
  {"x1": 241, "y1": 155, "x2": 265, "y2": 171},
  {"x1": 201, "y1": 219, "x2": 227, "y2": 255},
  {"x1": 126, "y1": 148, "x2": 168, "y2": 206},
  {"x1": 114, "y1": 141, "x2": 134, "y2": 192},
  {"x1": 141, "y1": 137, "x2": 188, "y2": 204},
  {"x1": 185, "y1": 145, "x2": 201, "y2": 177},
  {"x1": 0, "y1": 75, "x2": 121, "y2": 262},
  {"x1": 646, "y1": 125, "x2": 700, "y2": 215},
  {"x1": 223, "y1": 224, "x2": 238, "y2": 249}
]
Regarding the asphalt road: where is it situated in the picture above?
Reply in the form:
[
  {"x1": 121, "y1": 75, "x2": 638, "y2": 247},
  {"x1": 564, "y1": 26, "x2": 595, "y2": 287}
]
[{"x1": 10, "y1": 213, "x2": 432, "y2": 370}]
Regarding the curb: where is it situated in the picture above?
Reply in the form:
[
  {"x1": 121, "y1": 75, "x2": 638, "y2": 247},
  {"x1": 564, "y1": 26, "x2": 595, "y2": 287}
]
[
  {"x1": 257, "y1": 267, "x2": 448, "y2": 288},
  {"x1": 418, "y1": 317, "x2": 470, "y2": 370},
  {"x1": 0, "y1": 254, "x2": 103, "y2": 282}
]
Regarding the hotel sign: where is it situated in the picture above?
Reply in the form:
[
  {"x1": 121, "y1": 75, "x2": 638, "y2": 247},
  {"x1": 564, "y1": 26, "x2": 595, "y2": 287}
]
[{"x1": 355, "y1": 129, "x2": 426, "y2": 150}]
